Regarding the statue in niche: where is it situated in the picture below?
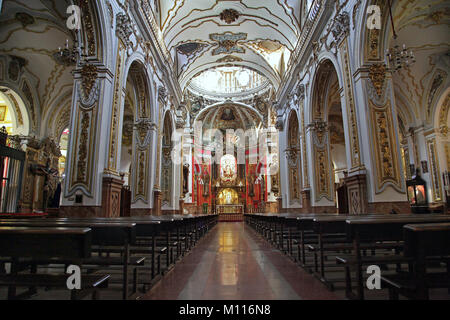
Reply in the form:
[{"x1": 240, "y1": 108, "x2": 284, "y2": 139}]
[
  {"x1": 202, "y1": 170, "x2": 210, "y2": 197},
  {"x1": 247, "y1": 169, "x2": 256, "y2": 198},
  {"x1": 183, "y1": 163, "x2": 190, "y2": 195},
  {"x1": 221, "y1": 108, "x2": 235, "y2": 121}
]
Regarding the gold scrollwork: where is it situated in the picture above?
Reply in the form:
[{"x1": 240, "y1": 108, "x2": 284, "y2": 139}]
[
  {"x1": 369, "y1": 99, "x2": 402, "y2": 192},
  {"x1": 426, "y1": 138, "x2": 442, "y2": 202}
]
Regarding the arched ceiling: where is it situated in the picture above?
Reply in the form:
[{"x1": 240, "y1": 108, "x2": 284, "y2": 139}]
[
  {"x1": 389, "y1": 0, "x2": 450, "y2": 125},
  {"x1": 156, "y1": 0, "x2": 302, "y2": 92},
  {"x1": 0, "y1": 0, "x2": 75, "y2": 137},
  {"x1": 196, "y1": 102, "x2": 263, "y2": 133}
]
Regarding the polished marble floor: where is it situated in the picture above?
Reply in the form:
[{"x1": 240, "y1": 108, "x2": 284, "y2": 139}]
[{"x1": 144, "y1": 222, "x2": 339, "y2": 300}]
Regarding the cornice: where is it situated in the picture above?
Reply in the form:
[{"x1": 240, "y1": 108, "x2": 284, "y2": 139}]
[
  {"x1": 130, "y1": 1, "x2": 182, "y2": 104},
  {"x1": 276, "y1": 0, "x2": 334, "y2": 109}
]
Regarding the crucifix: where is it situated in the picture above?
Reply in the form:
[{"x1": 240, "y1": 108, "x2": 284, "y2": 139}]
[{"x1": 31, "y1": 159, "x2": 59, "y2": 212}]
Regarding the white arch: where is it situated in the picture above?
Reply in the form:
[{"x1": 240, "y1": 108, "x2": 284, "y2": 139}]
[{"x1": 0, "y1": 86, "x2": 31, "y2": 136}]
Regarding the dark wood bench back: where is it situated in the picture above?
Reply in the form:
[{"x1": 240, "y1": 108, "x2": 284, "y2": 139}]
[
  {"x1": 403, "y1": 223, "x2": 450, "y2": 258},
  {"x1": 0, "y1": 220, "x2": 136, "y2": 246},
  {"x1": 345, "y1": 215, "x2": 450, "y2": 242},
  {"x1": 0, "y1": 227, "x2": 92, "y2": 259}
]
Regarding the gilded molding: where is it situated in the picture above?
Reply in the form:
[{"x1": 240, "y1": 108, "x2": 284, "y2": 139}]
[
  {"x1": 426, "y1": 138, "x2": 442, "y2": 202},
  {"x1": 369, "y1": 98, "x2": 402, "y2": 193},
  {"x1": 6, "y1": 93, "x2": 23, "y2": 125},
  {"x1": 368, "y1": 63, "x2": 387, "y2": 98},
  {"x1": 438, "y1": 94, "x2": 449, "y2": 136},
  {"x1": 107, "y1": 40, "x2": 126, "y2": 173},
  {"x1": 426, "y1": 69, "x2": 447, "y2": 123},
  {"x1": 80, "y1": 64, "x2": 98, "y2": 100},
  {"x1": 310, "y1": 121, "x2": 333, "y2": 201},
  {"x1": 339, "y1": 39, "x2": 361, "y2": 168},
  {"x1": 331, "y1": 11, "x2": 350, "y2": 44},
  {"x1": 79, "y1": 0, "x2": 97, "y2": 57}
]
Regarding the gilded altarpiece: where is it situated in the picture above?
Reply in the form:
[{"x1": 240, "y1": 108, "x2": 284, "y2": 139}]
[{"x1": 17, "y1": 138, "x2": 61, "y2": 212}]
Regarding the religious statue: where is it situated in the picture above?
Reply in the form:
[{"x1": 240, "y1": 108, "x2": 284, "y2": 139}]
[
  {"x1": 183, "y1": 163, "x2": 190, "y2": 195},
  {"x1": 247, "y1": 173, "x2": 255, "y2": 198},
  {"x1": 220, "y1": 154, "x2": 237, "y2": 184},
  {"x1": 31, "y1": 159, "x2": 59, "y2": 212},
  {"x1": 224, "y1": 164, "x2": 233, "y2": 178},
  {"x1": 202, "y1": 170, "x2": 210, "y2": 197}
]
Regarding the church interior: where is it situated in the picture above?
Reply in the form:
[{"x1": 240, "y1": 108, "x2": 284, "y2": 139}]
[{"x1": 0, "y1": 0, "x2": 449, "y2": 303}]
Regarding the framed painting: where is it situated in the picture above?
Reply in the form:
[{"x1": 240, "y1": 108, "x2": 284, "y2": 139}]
[{"x1": 0, "y1": 105, "x2": 6, "y2": 122}]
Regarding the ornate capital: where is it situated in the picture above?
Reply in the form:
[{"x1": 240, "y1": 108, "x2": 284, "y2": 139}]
[
  {"x1": 175, "y1": 104, "x2": 187, "y2": 129},
  {"x1": 79, "y1": 63, "x2": 99, "y2": 103},
  {"x1": 134, "y1": 119, "x2": 155, "y2": 147},
  {"x1": 158, "y1": 86, "x2": 167, "y2": 103},
  {"x1": 309, "y1": 120, "x2": 328, "y2": 132},
  {"x1": 116, "y1": 13, "x2": 133, "y2": 45},
  {"x1": 285, "y1": 147, "x2": 299, "y2": 167},
  {"x1": 309, "y1": 120, "x2": 328, "y2": 145},
  {"x1": 331, "y1": 12, "x2": 350, "y2": 43},
  {"x1": 296, "y1": 84, "x2": 305, "y2": 101},
  {"x1": 275, "y1": 117, "x2": 284, "y2": 131},
  {"x1": 368, "y1": 63, "x2": 387, "y2": 98}
]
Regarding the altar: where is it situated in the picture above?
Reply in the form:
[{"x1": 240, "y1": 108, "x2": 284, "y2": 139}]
[{"x1": 217, "y1": 205, "x2": 244, "y2": 222}]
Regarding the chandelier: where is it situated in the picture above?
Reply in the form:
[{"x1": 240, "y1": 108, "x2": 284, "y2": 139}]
[
  {"x1": 53, "y1": 39, "x2": 80, "y2": 66},
  {"x1": 386, "y1": 44, "x2": 416, "y2": 72},
  {"x1": 385, "y1": 0, "x2": 415, "y2": 72}
]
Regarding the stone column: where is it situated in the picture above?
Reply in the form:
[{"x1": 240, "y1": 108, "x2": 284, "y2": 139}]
[
  {"x1": 332, "y1": 11, "x2": 368, "y2": 214},
  {"x1": 301, "y1": 190, "x2": 311, "y2": 212},
  {"x1": 153, "y1": 190, "x2": 162, "y2": 216},
  {"x1": 353, "y1": 63, "x2": 407, "y2": 213},
  {"x1": 152, "y1": 86, "x2": 167, "y2": 215},
  {"x1": 61, "y1": 62, "x2": 114, "y2": 217}
]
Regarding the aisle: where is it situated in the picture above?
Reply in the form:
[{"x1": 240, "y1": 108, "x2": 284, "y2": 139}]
[{"x1": 144, "y1": 222, "x2": 339, "y2": 300}]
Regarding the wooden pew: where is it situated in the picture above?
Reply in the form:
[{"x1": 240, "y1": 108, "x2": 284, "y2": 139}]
[
  {"x1": 48, "y1": 214, "x2": 218, "y2": 288},
  {"x1": 33, "y1": 217, "x2": 166, "y2": 290},
  {"x1": 309, "y1": 214, "x2": 410, "y2": 290},
  {"x1": 0, "y1": 219, "x2": 138, "y2": 300},
  {"x1": 285, "y1": 214, "x2": 340, "y2": 269},
  {"x1": 381, "y1": 222, "x2": 450, "y2": 300},
  {"x1": 345, "y1": 215, "x2": 450, "y2": 300},
  {"x1": 0, "y1": 226, "x2": 110, "y2": 300}
]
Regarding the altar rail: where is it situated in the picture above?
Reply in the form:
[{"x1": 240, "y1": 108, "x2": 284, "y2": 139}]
[
  {"x1": 217, "y1": 205, "x2": 243, "y2": 214},
  {"x1": 217, "y1": 205, "x2": 243, "y2": 222},
  {"x1": 218, "y1": 213, "x2": 243, "y2": 222}
]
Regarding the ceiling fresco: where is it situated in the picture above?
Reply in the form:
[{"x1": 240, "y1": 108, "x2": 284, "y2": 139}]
[{"x1": 154, "y1": 0, "x2": 302, "y2": 91}]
